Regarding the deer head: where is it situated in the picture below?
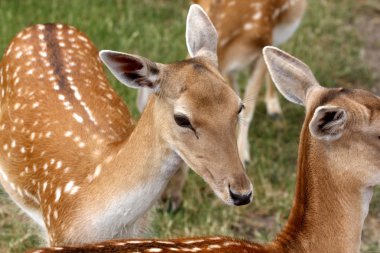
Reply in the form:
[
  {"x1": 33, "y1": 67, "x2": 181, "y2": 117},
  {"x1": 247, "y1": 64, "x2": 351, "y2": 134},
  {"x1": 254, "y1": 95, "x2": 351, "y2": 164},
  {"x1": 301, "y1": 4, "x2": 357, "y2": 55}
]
[{"x1": 100, "y1": 5, "x2": 253, "y2": 206}]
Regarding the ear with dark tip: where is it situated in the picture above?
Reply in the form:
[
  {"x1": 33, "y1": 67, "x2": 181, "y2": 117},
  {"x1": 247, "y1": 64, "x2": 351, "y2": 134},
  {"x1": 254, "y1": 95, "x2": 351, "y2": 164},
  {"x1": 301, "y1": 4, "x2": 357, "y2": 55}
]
[
  {"x1": 99, "y1": 50, "x2": 161, "y2": 90},
  {"x1": 263, "y1": 46, "x2": 321, "y2": 106},
  {"x1": 309, "y1": 106, "x2": 347, "y2": 141},
  {"x1": 186, "y1": 4, "x2": 218, "y2": 66}
]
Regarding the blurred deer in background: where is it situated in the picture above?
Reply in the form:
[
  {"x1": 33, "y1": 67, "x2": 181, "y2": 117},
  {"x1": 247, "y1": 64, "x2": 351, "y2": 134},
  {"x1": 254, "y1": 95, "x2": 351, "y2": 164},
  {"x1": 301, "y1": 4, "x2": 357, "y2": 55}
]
[
  {"x1": 154, "y1": 0, "x2": 307, "y2": 210},
  {"x1": 30, "y1": 47, "x2": 380, "y2": 253},
  {"x1": 0, "y1": 5, "x2": 253, "y2": 246}
]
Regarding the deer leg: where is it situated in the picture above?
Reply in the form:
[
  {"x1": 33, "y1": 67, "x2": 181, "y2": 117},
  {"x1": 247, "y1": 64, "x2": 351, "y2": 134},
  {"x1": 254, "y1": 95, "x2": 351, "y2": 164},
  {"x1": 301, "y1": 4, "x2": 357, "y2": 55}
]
[
  {"x1": 161, "y1": 161, "x2": 189, "y2": 211},
  {"x1": 238, "y1": 56, "x2": 267, "y2": 164},
  {"x1": 265, "y1": 70, "x2": 282, "y2": 119}
]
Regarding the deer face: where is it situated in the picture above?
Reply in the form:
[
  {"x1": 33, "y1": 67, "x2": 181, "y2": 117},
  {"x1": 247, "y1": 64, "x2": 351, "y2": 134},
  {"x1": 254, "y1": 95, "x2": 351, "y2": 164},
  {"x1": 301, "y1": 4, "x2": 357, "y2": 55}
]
[
  {"x1": 155, "y1": 58, "x2": 252, "y2": 206},
  {"x1": 100, "y1": 5, "x2": 253, "y2": 206}
]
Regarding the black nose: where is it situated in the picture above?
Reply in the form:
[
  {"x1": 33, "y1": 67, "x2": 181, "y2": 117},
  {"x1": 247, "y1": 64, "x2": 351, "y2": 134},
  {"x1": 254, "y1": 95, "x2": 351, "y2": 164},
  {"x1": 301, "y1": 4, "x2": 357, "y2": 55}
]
[{"x1": 229, "y1": 187, "x2": 252, "y2": 206}]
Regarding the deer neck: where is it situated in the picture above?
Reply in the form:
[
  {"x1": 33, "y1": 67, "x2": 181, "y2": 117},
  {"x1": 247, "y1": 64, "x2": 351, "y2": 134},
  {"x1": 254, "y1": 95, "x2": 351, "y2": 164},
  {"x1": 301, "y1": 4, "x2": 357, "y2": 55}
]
[
  {"x1": 266, "y1": 124, "x2": 372, "y2": 253},
  {"x1": 79, "y1": 96, "x2": 182, "y2": 240},
  {"x1": 116, "y1": 95, "x2": 181, "y2": 181},
  {"x1": 105, "y1": 95, "x2": 182, "y2": 199}
]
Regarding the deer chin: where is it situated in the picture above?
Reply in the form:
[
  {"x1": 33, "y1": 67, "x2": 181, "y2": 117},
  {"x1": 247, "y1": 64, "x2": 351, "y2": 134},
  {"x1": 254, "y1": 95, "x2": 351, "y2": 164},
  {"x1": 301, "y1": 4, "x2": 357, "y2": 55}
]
[
  {"x1": 211, "y1": 184, "x2": 235, "y2": 206},
  {"x1": 191, "y1": 167, "x2": 252, "y2": 206}
]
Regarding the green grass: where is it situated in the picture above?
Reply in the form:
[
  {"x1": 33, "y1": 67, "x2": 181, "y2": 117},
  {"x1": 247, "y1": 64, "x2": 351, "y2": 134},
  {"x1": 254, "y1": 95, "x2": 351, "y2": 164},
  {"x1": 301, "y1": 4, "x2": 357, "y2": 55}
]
[{"x1": 0, "y1": 0, "x2": 379, "y2": 252}]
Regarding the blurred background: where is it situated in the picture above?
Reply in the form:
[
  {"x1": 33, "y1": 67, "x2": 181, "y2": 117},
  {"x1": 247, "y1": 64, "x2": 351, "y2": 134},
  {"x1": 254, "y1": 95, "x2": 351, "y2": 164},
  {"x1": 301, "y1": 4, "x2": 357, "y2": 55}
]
[{"x1": 0, "y1": 0, "x2": 379, "y2": 252}]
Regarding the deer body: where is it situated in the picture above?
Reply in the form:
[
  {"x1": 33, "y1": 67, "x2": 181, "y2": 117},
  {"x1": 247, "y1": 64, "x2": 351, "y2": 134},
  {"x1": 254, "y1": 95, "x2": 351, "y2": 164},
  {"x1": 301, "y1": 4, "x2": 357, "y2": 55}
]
[
  {"x1": 0, "y1": 5, "x2": 253, "y2": 246},
  {"x1": 33, "y1": 47, "x2": 380, "y2": 252}
]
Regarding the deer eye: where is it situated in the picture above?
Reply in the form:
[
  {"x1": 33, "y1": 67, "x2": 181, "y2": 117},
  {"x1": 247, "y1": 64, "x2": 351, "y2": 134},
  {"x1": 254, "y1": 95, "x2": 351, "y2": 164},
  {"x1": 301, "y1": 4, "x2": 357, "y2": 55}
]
[{"x1": 174, "y1": 114, "x2": 193, "y2": 129}]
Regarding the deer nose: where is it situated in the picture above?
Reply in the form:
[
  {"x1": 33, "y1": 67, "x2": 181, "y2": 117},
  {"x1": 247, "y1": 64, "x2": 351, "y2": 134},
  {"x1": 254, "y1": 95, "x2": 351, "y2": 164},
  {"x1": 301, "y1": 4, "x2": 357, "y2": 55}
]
[{"x1": 228, "y1": 187, "x2": 252, "y2": 206}]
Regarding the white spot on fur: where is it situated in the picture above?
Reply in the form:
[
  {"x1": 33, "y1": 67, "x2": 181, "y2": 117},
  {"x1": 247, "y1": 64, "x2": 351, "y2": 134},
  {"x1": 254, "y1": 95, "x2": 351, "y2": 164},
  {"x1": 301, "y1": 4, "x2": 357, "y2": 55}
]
[
  {"x1": 21, "y1": 33, "x2": 32, "y2": 40},
  {"x1": 32, "y1": 102, "x2": 40, "y2": 108},
  {"x1": 56, "y1": 161, "x2": 62, "y2": 169},
  {"x1": 64, "y1": 181, "x2": 74, "y2": 193},
  {"x1": 183, "y1": 239, "x2": 205, "y2": 244},
  {"x1": 243, "y1": 23, "x2": 254, "y2": 30},
  {"x1": 73, "y1": 113, "x2": 83, "y2": 123},
  {"x1": 94, "y1": 165, "x2": 102, "y2": 178},
  {"x1": 64, "y1": 131, "x2": 73, "y2": 137},
  {"x1": 43, "y1": 181, "x2": 48, "y2": 192},
  {"x1": 39, "y1": 51, "x2": 47, "y2": 58},
  {"x1": 26, "y1": 69, "x2": 34, "y2": 75},
  {"x1": 146, "y1": 248, "x2": 162, "y2": 252},
  {"x1": 55, "y1": 188, "x2": 62, "y2": 202},
  {"x1": 252, "y1": 12, "x2": 262, "y2": 20},
  {"x1": 207, "y1": 245, "x2": 222, "y2": 250},
  {"x1": 156, "y1": 241, "x2": 175, "y2": 245},
  {"x1": 70, "y1": 186, "x2": 80, "y2": 195},
  {"x1": 81, "y1": 102, "x2": 98, "y2": 125},
  {"x1": 15, "y1": 51, "x2": 23, "y2": 59},
  {"x1": 223, "y1": 241, "x2": 241, "y2": 246}
]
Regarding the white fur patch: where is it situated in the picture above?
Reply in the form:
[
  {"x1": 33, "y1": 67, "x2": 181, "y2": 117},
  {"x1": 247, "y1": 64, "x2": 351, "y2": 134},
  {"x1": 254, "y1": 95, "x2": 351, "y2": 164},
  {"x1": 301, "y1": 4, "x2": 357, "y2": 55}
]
[{"x1": 75, "y1": 153, "x2": 182, "y2": 242}]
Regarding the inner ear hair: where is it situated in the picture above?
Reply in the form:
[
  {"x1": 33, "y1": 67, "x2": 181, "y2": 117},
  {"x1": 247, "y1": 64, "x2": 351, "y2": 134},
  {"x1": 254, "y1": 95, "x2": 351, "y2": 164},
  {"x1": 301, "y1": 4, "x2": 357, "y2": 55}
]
[{"x1": 309, "y1": 106, "x2": 347, "y2": 141}]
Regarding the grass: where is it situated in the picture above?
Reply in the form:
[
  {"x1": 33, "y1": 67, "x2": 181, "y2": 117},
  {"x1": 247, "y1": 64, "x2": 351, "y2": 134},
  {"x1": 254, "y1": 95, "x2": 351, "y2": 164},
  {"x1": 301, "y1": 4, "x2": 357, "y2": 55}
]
[{"x1": 0, "y1": 0, "x2": 379, "y2": 252}]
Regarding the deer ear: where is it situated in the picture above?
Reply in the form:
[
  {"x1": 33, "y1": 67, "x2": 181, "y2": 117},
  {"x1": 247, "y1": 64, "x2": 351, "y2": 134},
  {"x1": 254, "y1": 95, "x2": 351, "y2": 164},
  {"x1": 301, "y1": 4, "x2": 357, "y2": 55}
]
[
  {"x1": 99, "y1": 50, "x2": 161, "y2": 90},
  {"x1": 263, "y1": 46, "x2": 320, "y2": 106},
  {"x1": 309, "y1": 105, "x2": 347, "y2": 141},
  {"x1": 186, "y1": 4, "x2": 218, "y2": 66}
]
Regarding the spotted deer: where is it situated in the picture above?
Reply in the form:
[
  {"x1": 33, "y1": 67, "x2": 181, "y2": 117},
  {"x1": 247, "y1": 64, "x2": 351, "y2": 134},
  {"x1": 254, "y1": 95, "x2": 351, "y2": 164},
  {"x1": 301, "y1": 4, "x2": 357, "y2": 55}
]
[
  {"x1": 0, "y1": 5, "x2": 253, "y2": 246},
  {"x1": 156, "y1": 0, "x2": 307, "y2": 209},
  {"x1": 30, "y1": 47, "x2": 380, "y2": 252}
]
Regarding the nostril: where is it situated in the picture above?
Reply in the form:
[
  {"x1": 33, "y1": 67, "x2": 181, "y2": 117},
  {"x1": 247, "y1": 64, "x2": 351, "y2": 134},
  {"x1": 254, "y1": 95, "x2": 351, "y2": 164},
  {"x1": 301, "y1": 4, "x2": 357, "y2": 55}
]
[{"x1": 229, "y1": 187, "x2": 252, "y2": 206}]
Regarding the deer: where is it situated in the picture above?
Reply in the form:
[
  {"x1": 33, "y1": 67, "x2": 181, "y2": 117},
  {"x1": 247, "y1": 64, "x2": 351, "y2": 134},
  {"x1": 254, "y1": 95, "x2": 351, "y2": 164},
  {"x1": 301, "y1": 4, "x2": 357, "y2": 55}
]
[
  {"x1": 0, "y1": 5, "x2": 253, "y2": 247},
  {"x1": 154, "y1": 0, "x2": 307, "y2": 210},
  {"x1": 29, "y1": 47, "x2": 380, "y2": 253}
]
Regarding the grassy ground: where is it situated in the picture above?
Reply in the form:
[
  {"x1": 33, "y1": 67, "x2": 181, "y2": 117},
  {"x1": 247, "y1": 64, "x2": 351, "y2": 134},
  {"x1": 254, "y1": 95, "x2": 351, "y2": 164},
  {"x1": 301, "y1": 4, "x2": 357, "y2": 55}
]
[{"x1": 0, "y1": 0, "x2": 379, "y2": 252}]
